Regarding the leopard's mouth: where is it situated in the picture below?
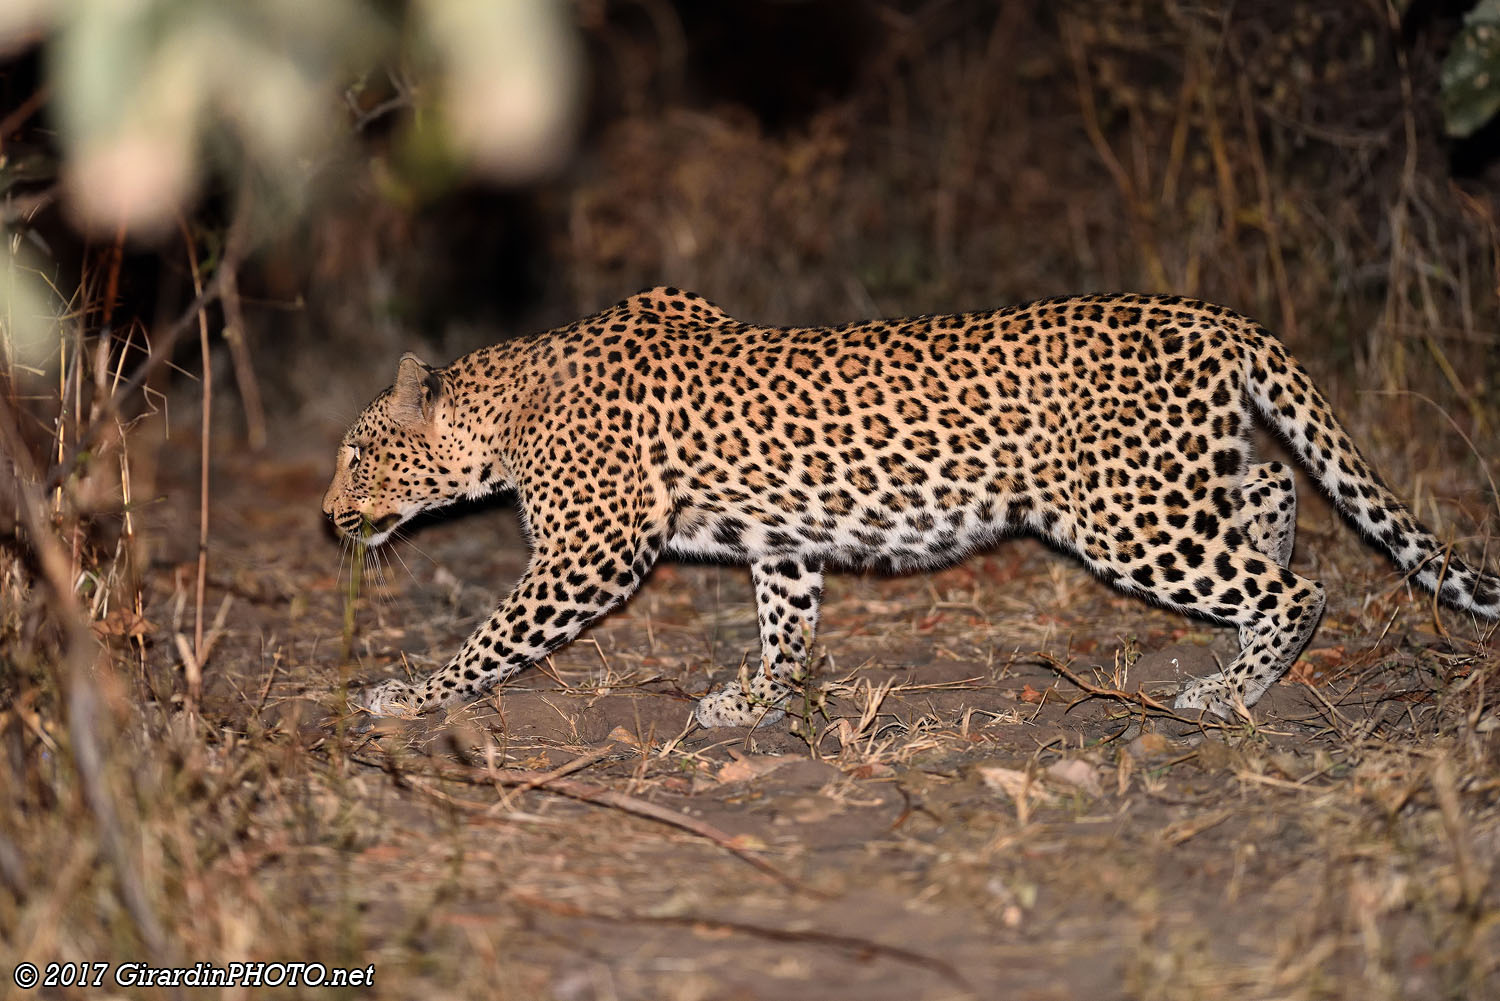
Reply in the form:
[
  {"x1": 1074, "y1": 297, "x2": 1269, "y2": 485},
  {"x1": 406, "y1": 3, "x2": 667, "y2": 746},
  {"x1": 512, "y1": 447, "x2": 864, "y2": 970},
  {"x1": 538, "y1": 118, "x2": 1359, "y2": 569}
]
[
  {"x1": 329, "y1": 510, "x2": 362, "y2": 536},
  {"x1": 330, "y1": 510, "x2": 401, "y2": 542},
  {"x1": 354, "y1": 513, "x2": 402, "y2": 543}
]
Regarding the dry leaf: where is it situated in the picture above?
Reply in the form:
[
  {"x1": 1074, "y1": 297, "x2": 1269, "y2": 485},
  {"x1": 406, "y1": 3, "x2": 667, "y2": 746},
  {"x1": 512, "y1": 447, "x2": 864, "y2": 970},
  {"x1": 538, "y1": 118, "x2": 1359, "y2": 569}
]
[
  {"x1": 1018, "y1": 683, "x2": 1049, "y2": 704},
  {"x1": 1126, "y1": 732, "x2": 1175, "y2": 759},
  {"x1": 1046, "y1": 758, "x2": 1103, "y2": 797},
  {"x1": 606, "y1": 725, "x2": 653, "y2": 750},
  {"x1": 976, "y1": 765, "x2": 1055, "y2": 804},
  {"x1": 717, "y1": 755, "x2": 794, "y2": 784},
  {"x1": 92, "y1": 608, "x2": 156, "y2": 639}
]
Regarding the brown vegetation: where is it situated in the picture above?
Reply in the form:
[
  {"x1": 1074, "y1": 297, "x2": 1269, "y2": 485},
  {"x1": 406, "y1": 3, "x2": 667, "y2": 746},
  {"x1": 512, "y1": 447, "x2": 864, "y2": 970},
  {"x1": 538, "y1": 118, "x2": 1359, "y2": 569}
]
[{"x1": 3, "y1": 3, "x2": 1499, "y2": 999}]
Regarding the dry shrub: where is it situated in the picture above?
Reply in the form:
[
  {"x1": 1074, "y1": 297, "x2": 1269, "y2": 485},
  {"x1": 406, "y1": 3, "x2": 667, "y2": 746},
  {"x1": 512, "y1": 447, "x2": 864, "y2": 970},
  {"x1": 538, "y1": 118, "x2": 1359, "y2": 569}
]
[
  {"x1": 2, "y1": 4, "x2": 1499, "y2": 997},
  {"x1": 568, "y1": 1, "x2": 1498, "y2": 415}
]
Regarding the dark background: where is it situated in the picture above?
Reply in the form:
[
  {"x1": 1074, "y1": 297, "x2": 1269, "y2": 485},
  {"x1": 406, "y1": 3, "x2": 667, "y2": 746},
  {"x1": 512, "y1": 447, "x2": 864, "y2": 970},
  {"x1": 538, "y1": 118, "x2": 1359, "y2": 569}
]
[{"x1": 5, "y1": 0, "x2": 1498, "y2": 429}]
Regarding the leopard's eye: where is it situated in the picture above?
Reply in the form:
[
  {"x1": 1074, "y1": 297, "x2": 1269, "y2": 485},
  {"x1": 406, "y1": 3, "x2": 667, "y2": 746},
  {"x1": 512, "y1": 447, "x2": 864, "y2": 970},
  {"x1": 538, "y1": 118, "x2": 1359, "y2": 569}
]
[{"x1": 347, "y1": 444, "x2": 362, "y2": 465}]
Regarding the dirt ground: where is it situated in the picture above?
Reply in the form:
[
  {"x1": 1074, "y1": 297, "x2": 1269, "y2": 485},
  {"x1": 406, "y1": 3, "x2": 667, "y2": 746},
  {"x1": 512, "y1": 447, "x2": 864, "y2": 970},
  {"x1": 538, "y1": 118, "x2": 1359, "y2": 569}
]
[
  {"x1": 118, "y1": 415, "x2": 1500, "y2": 1001},
  {"x1": 8, "y1": 6, "x2": 1500, "y2": 998}
]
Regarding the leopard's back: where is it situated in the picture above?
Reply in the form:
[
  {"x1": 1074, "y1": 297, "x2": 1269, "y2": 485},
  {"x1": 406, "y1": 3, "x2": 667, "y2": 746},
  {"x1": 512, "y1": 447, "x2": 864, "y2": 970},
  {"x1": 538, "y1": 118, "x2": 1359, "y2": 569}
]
[{"x1": 644, "y1": 292, "x2": 1254, "y2": 577}]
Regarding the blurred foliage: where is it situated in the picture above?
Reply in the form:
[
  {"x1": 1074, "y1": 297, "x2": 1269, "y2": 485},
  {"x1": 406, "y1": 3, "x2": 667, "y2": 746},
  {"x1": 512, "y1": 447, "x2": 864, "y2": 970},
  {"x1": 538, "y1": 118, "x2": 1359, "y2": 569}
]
[
  {"x1": 1443, "y1": 0, "x2": 1500, "y2": 137},
  {"x1": 0, "y1": 0, "x2": 581, "y2": 236},
  {"x1": 0, "y1": 236, "x2": 63, "y2": 370},
  {"x1": 2, "y1": 0, "x2": 1496, "y2": 426}
]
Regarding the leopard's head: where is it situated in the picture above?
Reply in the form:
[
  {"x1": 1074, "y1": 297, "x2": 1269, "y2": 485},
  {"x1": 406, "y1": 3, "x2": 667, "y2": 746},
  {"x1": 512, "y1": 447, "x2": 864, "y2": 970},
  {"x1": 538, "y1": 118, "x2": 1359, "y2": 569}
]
[{"x1": 322, "y1": 353, "x2": 483, "y2": 545}]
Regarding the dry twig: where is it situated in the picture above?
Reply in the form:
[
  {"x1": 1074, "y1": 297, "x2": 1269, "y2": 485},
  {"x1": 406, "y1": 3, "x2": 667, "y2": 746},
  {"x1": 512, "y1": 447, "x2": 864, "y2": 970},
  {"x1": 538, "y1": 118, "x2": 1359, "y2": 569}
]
[
  {"x1": 1037, "y1": 652, "x2": 1236, "y2": 732},
  {"x1": 354, "y1": 746, "x2": 810, "y2": 892},
  {"x1": 176, "y1": 215, "x2": 211, "y2": 717},
  {"x1": 510, "y1": 892, "x2": 974, "y2": 993}
]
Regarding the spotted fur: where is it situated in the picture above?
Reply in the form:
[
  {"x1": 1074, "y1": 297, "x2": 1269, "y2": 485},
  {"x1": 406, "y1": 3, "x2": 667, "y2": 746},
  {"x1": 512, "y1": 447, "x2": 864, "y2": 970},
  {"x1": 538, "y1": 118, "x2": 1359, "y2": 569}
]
[{"x1": 322, "y1": 288, "x2": 1500, "y2": 724}]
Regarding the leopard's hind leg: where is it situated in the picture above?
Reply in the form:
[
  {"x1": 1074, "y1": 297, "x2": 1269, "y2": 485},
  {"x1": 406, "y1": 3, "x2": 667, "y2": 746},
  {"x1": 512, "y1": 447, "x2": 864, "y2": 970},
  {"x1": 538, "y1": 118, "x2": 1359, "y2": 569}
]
[
  {"x1": 1069, "y1": 479, "x2": 1324, "y2": 718},
  {"x1": 1172, "y1": 549, "x2": 1326, "y2": 716},
  {"x1": 1167, "y1": 461, "x2": 1315, "y2": 715},
  {"x1": 1239, "y1": 461, "x2": 1297, "y2": 568}
]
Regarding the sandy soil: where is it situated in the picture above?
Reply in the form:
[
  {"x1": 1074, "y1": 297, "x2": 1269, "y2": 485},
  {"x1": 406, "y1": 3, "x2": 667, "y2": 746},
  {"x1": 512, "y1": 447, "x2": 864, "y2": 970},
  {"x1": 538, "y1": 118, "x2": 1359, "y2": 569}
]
[{"x1": 122, "y1": 425, "x2": 1500, "y2": 1001}]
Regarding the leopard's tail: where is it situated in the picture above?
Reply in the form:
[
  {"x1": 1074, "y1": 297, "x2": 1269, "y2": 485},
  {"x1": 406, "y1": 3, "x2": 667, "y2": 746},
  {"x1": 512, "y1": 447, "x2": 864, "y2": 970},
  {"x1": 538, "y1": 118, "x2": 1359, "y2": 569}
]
[{"x1": 1241, "y1": 324, "x2": 1500, "y2": 619}]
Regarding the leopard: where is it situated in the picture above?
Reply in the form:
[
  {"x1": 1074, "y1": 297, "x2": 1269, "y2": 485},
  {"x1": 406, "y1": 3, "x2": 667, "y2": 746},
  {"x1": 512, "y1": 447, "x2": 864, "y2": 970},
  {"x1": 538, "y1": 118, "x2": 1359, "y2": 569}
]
[{"x1": 321, "y1": 287, "x2": 1500, "y2": 726}]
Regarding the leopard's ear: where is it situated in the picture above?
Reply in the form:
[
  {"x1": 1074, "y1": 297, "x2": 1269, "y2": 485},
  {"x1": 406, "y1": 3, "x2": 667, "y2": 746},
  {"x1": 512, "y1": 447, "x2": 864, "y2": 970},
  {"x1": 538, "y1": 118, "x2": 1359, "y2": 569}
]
[{"x1": 392, "y1": 352, "x2": 443, "y2": 424}]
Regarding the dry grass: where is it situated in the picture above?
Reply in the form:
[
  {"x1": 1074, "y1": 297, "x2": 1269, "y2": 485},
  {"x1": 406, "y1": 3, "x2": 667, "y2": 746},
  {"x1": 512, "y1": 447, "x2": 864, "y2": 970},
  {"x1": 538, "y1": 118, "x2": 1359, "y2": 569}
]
[
  {"x1": 4, "y1": 2, "x2": 1500, "y2": 999},
  {"x1": 3, "y1": 458, "x2": 1499, "y2": 1000}
]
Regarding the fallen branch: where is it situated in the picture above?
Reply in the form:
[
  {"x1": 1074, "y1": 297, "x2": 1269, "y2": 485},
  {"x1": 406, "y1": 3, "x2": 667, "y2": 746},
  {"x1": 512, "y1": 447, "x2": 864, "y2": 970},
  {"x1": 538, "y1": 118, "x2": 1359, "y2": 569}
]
[
  {"x1": 510, "y1": 892, "x2": 974, "y2": 994},
  {"x1": 352, "y1": 746, "x2": 811, "y2": 893},
  {"x1": 216, "y1": 177, "x2": 265, "y2": 453},
  {"x1": 1036, "y1": 652, "x2": 1236, "y2": 732}
]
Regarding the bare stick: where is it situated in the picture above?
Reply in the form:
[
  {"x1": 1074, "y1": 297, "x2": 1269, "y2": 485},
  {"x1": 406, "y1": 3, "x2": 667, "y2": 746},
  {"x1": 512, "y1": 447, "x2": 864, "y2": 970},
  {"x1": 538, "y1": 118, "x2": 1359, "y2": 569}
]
[
  {"x1": 69, "y1": 680, "x2": 176, "y2": 972},
  {"x1": 493, "y1": 742, "x2": 619, "y2": 807},
  {"x1": 217, "y1": 178, "x2": 266, "y2": 450},
  {"x1": 176, "y1": 216, "x2": 210, "y2": 718},
  {"x1": 356, "y1": 749, "x2": 808, "y2": 892},
  {"x1": 100, "y1": 224, "x2": 127, "y2": 339},
  {"x1": 219, "y1": 264, "x2": 266, "y2": 450},
  {"x1": 1037, "y1": 652, "x2": 1235, "y2": 730},
  {"x1": 510, "y1": 892, "x2": 973, "y2": 993}
]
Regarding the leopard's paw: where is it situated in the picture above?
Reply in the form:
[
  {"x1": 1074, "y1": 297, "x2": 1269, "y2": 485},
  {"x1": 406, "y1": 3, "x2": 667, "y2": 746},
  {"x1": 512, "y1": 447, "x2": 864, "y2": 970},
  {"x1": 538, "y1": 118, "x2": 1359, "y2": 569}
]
[
  {"x1": 1173, "y1": 675, "x2": 1241, "y2": 720},
  {"x1": 694, "y1": 685, "x2": 787, "y2": 728},
  {"x1": 353, "y1": 678, "x2": 425, "y2": 717}
]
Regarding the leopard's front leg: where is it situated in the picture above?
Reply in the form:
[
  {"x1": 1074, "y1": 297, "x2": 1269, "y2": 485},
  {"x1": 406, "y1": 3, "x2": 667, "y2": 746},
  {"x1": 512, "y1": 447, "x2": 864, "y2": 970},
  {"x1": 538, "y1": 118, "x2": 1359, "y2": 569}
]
[
  {"x1": 358, "y1": 496, "x2": 670, "y2": 716},
  {"x1": 696, "y1": 556, "x2": 825, "y2": 727}
]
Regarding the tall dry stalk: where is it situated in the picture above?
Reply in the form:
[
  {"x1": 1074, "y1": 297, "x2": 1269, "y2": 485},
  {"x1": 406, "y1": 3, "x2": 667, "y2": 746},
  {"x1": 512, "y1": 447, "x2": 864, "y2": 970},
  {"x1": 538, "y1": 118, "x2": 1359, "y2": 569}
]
[{"x1": 175, "y1": 216, "x2": 211, "y2": 718}]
